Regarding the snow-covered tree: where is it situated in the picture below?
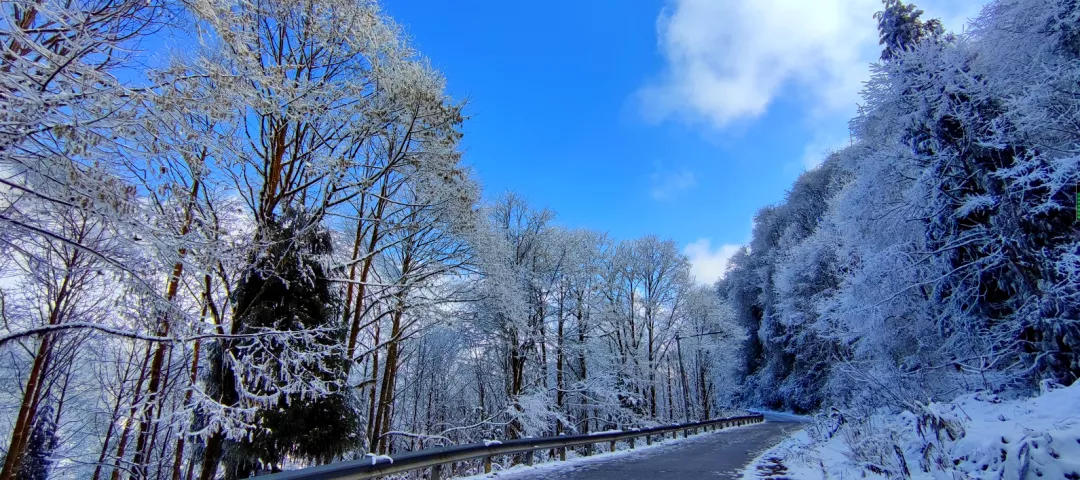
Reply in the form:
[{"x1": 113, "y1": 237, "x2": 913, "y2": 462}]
[{"x1": 874, "y1": 0, "x2": 945, "y2": 61}]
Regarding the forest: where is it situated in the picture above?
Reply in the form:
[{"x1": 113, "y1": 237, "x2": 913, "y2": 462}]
[{"x1": 0, "y1": 0, "x2": 1078, "y2": 478}]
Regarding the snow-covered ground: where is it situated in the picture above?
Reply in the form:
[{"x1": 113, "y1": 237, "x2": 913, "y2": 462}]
[
  {"x1": 741, "y1": 382, "x2": 1080, "y2": 479},
  {"x1": 750, "y1": 410, "x2": 813, "y2": 424}
]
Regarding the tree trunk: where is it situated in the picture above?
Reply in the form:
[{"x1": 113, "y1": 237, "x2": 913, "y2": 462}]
[
  {"x1": 576, "y1": 302, "x2": 589, "y2": 434},
  {"x1": 0, "y1": 334, "x2": 53, "y2": 480},
  {"x1": 698, "y1": 359, "x2": 710, "y2": 420},
  {"x1": 555, "y1": 298, "x2": 565, "y2": 436},
  {"x1": 197, "y1": 433, "x2": 225, "y2": 480},
  {"x1": 171, "y1": 330, "x2": 205, "y2": 480},
  {"x1": 371, "y1": 299, "x2": 404, "y2": 454},
  {"x1": 110, "y1": 342, "x2": 155, "y2": 480},
  {"x1": 364, "y1": 323, "x2": 381, "y2": 448},
  {"x1": 666, "y1": 366, "x2": 675, "y2": 421},
  {"x1": 345, "y1": 181, "x2": 389, "y2": 375},
  {"x1": 0, "y1": 255, "x2": 78, "y2": 480},
  {"x1": 130, "y1": 180, "x2": 199, "y2": 479}
]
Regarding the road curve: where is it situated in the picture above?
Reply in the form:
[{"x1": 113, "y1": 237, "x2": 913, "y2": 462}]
[{"x1": 483, "y1": 421, "x2": 802, "y2": 480}]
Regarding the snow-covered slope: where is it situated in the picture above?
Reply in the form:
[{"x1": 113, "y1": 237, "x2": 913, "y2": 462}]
[{"x1": 742, "y1": 382, "x2": 1080, "y2": 479}]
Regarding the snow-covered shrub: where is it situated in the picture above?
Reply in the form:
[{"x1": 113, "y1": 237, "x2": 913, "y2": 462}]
[{"x1": 744, "y1": 381, "x2": 1080, "y2": 479}]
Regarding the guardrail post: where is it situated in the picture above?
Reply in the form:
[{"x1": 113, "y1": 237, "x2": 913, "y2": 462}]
[
  {"x1": 646, "y1": 434, "x2": 652, "y2": 446},
  {"x1": 683, "y1": 428, "x2": 690, "y2": 438},
  {"x1": 559, "y1": 446, "x2": 566, "y2": 461},
  {"x1": 609, "y1": 440, "x2": 616, "y2": 452},
  {"x1": 484, "y1": 456, "x2": 492, "y2": 474},
  {"x1": 525, "y1": 451, "x2": 534, "y2": 466},
  {"x1": 430, "y1": 463, "x2": 443, "y2": 480},
  {"x1": 629, "y1": 437, "x2": 635, "y2": 450}
]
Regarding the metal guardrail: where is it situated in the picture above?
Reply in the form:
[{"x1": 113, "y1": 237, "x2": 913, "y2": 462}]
[{"x1": 254, "y1": 414, "x2": 766, "y2": 480}]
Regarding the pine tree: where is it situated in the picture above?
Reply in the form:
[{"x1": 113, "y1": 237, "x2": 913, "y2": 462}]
[
  {"x1": 207, "y1": 208, "x2": 359, "y2": 479},
  {"x1": 874, "y1": 0, "x2": 944, "y2": 61},
  {"x1": 16, "y1": 404, "x2": 59, "y2": 480}
]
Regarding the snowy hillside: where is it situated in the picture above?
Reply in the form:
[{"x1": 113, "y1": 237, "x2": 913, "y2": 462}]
[{"x1": 743, "y1": 382, "x2": 1080, "y2": 479}]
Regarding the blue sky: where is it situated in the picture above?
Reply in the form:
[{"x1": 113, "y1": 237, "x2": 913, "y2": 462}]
[{"x1": 381, "y1": 0, "x2": 984, "y2": 283}]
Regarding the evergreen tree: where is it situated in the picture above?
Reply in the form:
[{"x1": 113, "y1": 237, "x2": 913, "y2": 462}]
[
  {"x1": 874, "y1": 0, "x2": 944, "y2": 61},
  {"x1": 16, "y1": 404, "x2": 58, "y2": 480},
  {"x1": 207, "y1": 209, "x2": 359, "y2": 479}
]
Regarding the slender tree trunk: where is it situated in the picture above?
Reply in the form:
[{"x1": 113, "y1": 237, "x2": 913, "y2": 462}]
[
  {"x1": 198, "y1": 299, "x2": 246, "y2": 480},
  {"x1": 171, "y1": 310, "x2": 206, "y2": 480},
  {"x1": 0, "y1": 333, "x2": 53, "y2": 480},
  {"x1": 698, "y1": 358, "x2": 710, "y2": 420},
  {"x1": 128, "y1": 326, "x2": 170, "y2": 480},
  {"x1": 364, "y1": 323, "x2": 381, "y2": 448},
  {"x1": 476, "y1": 359, "x2": 486, "y2": 418},
  {"x1": 576, "y1": 303, "x2": 588, "y2": 434},
  {"x1": 537, "y1": 301, "x2": 548, "y2": 390},
  {"x1": 111, "y1": 342, "x2": 155, "y2": 480},
  {"x1": 0, "y1": 255, "x2": 78, "y2": 480},
  {"x1": 372, "y1": 296, "x2": 405, "y2": 454},
  {"x1": 130, "y1": 181, "x2": 199, "y2": 479},
  {"x1": 676, "y1": 337, "x2": 691, "y2": 421},
  {"x1": 555, "y1": 299, "x2": 566, "y2": 436},
  {"x1": 648, "y1": 324, "x2": 656, "y2": 419},
  {"x1": 197, "y1": 433, "x2": 224, "y2": 480},
  {"x1": 507, "y1": 335, "x2": 526, "y2": 439},
  {"x1": 92, "y1": 344, "x2": 143, "y2": 480},
  {"x1": 666, "y1": 366, "x2": 675, "y2": 421},
  {"x1": 345, "y1": 182, "x2": 389, "y2": 375},
  {"x1": 340, "y1": 196, "x2": 367, "y2": 340}
]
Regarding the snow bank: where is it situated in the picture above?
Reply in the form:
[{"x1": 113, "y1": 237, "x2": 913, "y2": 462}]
[
  {"x1": 742, "y1": 382, "x2": 1080, "y2": 479},
  {"x1": 749, "y1": 409, "x2": 813, "y2": 423}
]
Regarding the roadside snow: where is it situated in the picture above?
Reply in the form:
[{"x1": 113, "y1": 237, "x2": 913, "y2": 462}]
[
  {"x1": 741, "y1": 382, "x2": 1080, "y2": 479},
  {"x1": 750, "y1": 410, "x2": 813, "y2": 423}
]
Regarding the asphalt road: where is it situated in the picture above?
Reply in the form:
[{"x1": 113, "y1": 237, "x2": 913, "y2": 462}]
[{"x1": 484, "y1": 421, "x2": 803, "y2": 480}]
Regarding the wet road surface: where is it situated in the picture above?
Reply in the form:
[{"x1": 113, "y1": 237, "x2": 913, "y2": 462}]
[{"x1": 484, "y1": 421, "x2": 802, "y2": 480}]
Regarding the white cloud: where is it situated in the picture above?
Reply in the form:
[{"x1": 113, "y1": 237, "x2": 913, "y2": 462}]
[
  {"x1": 637, "y1": 0, "x2": 985, "y2": 130},
  {"x1": 650, "y1": 165, "x2": 697, "y2": 200},
  {"x1": 684, "y1": 238, "x2": 742, "y2": 285}
]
